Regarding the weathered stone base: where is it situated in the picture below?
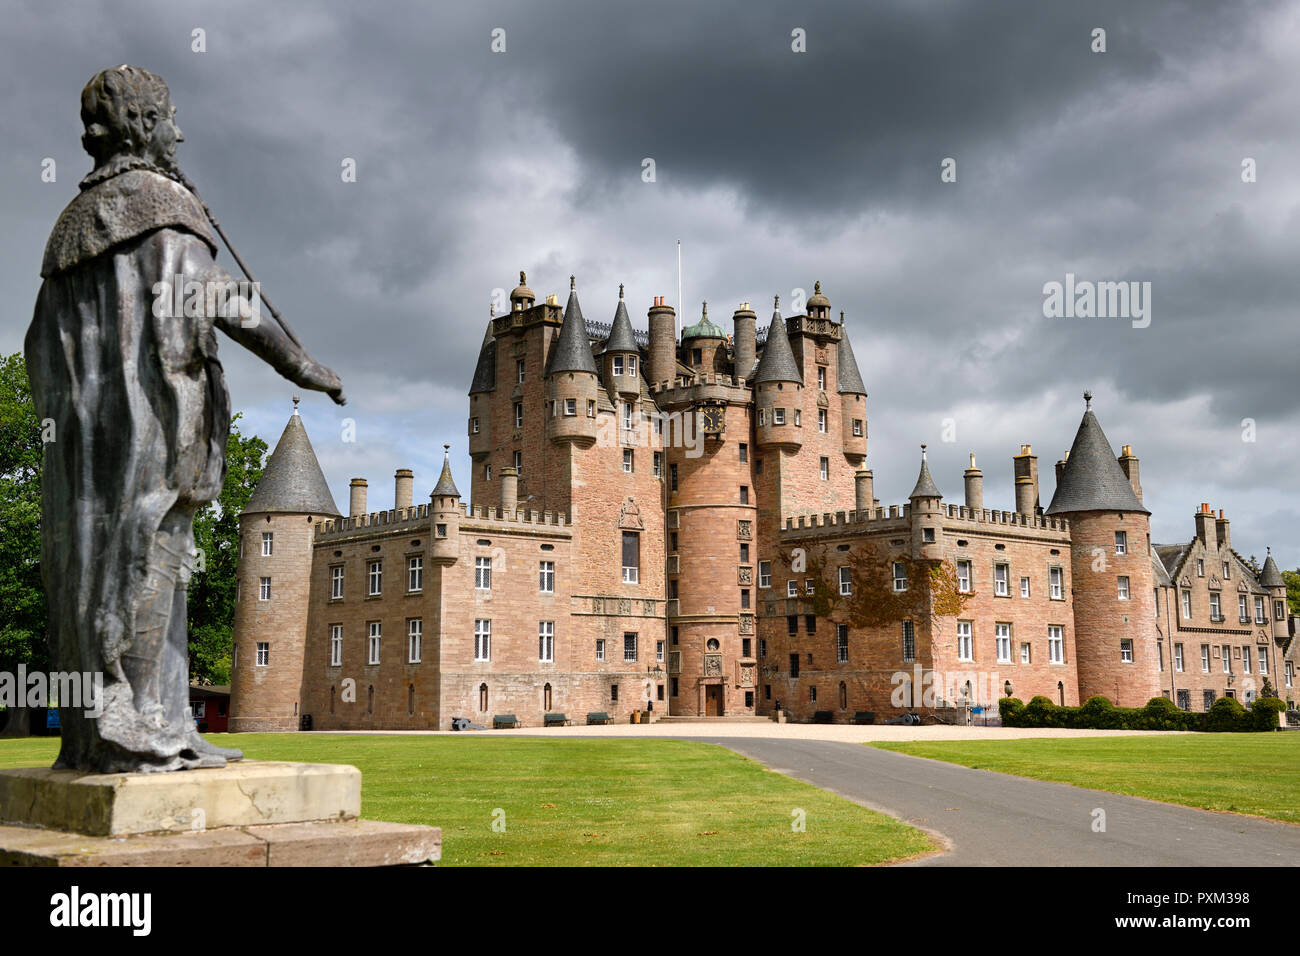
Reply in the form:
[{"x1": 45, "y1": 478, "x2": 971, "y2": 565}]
[
  {"x1": 0, "y1": 818, "x2": 441, "y2": 866},
  {"x1": 0, "y1": 761, "x2": 440, "y2": 867}
]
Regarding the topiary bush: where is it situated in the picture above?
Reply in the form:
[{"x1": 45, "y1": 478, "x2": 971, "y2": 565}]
[
  {"x1": 1248, "y1": 696, "x2": 1285, "y2": 732},
  {"x1": 1203, "y1": 695, "x2": 1248, "y2": 732},
  {"x1": 998, "y1": 696, "x2": 1025, "y2": 726}
]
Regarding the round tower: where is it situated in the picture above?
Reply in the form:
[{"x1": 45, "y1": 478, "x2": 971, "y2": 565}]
[
  {"x1": 468, "y1": 315, "x2": 495, "y2": 463},
  {"x1": 732, "y1": 303, "x2": 756, "y2": 382},
  {"x1": 908, "y1": 445, "x2": 945, "y2": 562},
  {"x1": 1260, "y1": 549, "x2": 1289, "y2": 649},
  {"x1": 837, "y1": 317, "x2": 867, "y2": 463},
  {"x1": 753, "y1": 300, "x2": 803, "y2": 449},
  {"x1": 647, "y1": 297, "x2": 677, "y2": 387},
  {"x1": 430, "y1": 444, "x2": 462, "y2": 566},
  {"x1": 229, "y1": 400, "x2": 342, "y2": 732},
  {"x1": 1045, "y1": 393, "x2": 1159, "y2": 708},
  {"x1": 546, "y1": 277, "x2": 599, "y2": 446},
  {"x1": 681, "y1": 302, "x2": 727, "y2": 375},
  {"x1": 603, "y1": 284, "x2": 641, "y2": 398}
]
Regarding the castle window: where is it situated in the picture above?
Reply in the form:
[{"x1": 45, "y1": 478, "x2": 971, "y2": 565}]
[
  {"x1": 544, "y1": 683, "x2": 553, "y2": 711},
  {"x1": 805, "y1": 615, "x2": 816, "y2": 634},
  {"x1": 1049, "y1": 567, "x2": 1063, "y2": 600},
  {"x1": 669, "y1": 462, "x2": 679, "y2": 491},
  {"x1": 1287, "y1": 661, "x2": 1294, "y2": 688},
  {"x1": 1114, "y1": 531, "x2": 1127, "y2": 555},
  {"x1": 957, "y1": 561, "x2": 971, "y2": 593},
  {"x1": 738, "y1": 443, "x2": 748, "y2": 463},
  {"x1": 479, "y1": 683, "x2": 488, "y2": 712},
  {"x1": 471, "y1": 417, "x2": 480, "y2": 434},
  {"x1": 742, "y1": 637, "x2": 752, "y2": 657},
  {"x1": 596, "y1": 639, "x2": 605, "y2": 661},
  {"x1": 475, "y1": 556, "x2": 492, "y2": 590},
  {"x1": 259, "y1": 577, "x2": 271, "y2": 601},
  {"x1": 740, "y1": 543, "x2": 749, "y2": 563},
  {"x1": 817, "y1": 409, "x2": 827, "y2": 433},
  {"x1": 740, "y1": 589, "x2": 750, "y2": 609},
  {"x1": 672, "y1": 626, "x2": 679, "y2": 646},
  {"x1": 474, "y1": 620, "x2": 491, "y2": 661},
  {"x1": 1020, "y1": 576, "x2": 1031, "y2": 598},
  {"x1": 1259, "y1": 647, "x2": 1268, "y2": 675},
  {"x1": 819, "y1": 457, "x2": 828, "y2": 481},
  {"x1": 787, "y1": 615, "x2": 798, "y2": 636},
  {"x1": 794, "y1": 410, "x2": 802, "y2": 427},
  {"x1": 368, "y1": 622, "x2": 381, "y2": 664},
  {"x1": 837, "y1": 625, "x2": 849, "y2": 663},
  {"x1": 622, "y1": 402, "x2": 634, "y2": 431},
  {"x1": 1222, "y1": 644, "x2": 1232, "y2": 674},
  {"x1": 485, "y1": 464, "x2": 492, "y2": 481},
  {"x1": 587, "y1": 400, "x2": 595, "y2": 417},
  {"x1": 671, "y1": 532, "x2": 679, "y2": 553},
  {"x1": 436, "y1": 523, "x2": 447, "y2": 538},
  {"x1": 1278, "y1": 599, "x2": 1288, "y2": 622},
  {"x1": 611, "y1": 683, "x2": 619, "y2": 702},
  {"x1": 1209, "y1": 592, "x2": 1221, "y2": 621},
  {"x1": 408, "y1": 619, "x2": 422, "y2": 663},
  {"x1": 759, "y1": 638, "x2": 766, "y2": 658},
  {"x1": 331, "y1": 565, "x2": 344, "y2": 599},
  {"x1": 957, "y1": 621, "x2": 973, "y2": 661},
  {"x1": 692, "y1": 348, "x2": 702, "y2": 365},
  {"x1": 922, "y1": 527, "x2": 935, "y2": 543},
  {"x1": 841, "y1": 567, "x2": 853, "y2": 595},
  {"x1": 891, "y1": 563, "x2": 906, "y2": 593},
  {"x1": 262, "y1": 531, "x2": 273, "y2": 556},
  {"x1": 901, "y1": 622, "x2": 916, "y2": 663},
  {"x1": 653, "y1": 451, "x2": 663, "y2": 477},
  {"x1": 367, "y1": 685, "x2": 374, "y2": 714},
  {"x1": 996, "y1": 623, "x2": 1011, "y2": 663},
  {"x1": 1223, "y1": 561, "x2": 1230, "y2": 579},
  {"x1": 805, "y1": 579, "x2": 814, "y2": 594},
  {"x1": 1175, "y1": 688, "x2": 1190, "y2": 710},
  {"x1": 408, "y1": 556, "x2": 423, "y2": 593},
  {"x1": 628, "y1": 356, "x2": 637, "y2": 377},
  {"x1": 1238, "y1": 593, "x2": 1248, "y2": 622},
  {"x1": 757, "y1": 410, "x2": 765, "y2": 426},
  {"x1": 514, "y1": 451, "x2": 522, "y2": 475},
  {"x1": 739, "y1": 485, "x2": 748, "y2": 504},
  {"x1": 674, "y1": 678, "x2": 681, "y2": 697},
  {"x1": 539, "y1": 560, "x2": 554, "y2": 593},
  {"x1": 409, "y1": 684, "x2": 415, "y2": 716},
  {"x1": 759, "y1": 561, "x2": 771, "y2": 588},
  {"x1": 539, "y1": 621, "x2": 555, "y2": 662},
  {"x1": 256, "y1": 642, "x2": 269, "y2": 667},
  {"x1": 517, "y1": 359, "x2": 525, "y2": 383},
  {"x1": 1242, "y1": 644, "x2": 1251, "y2": 674},
  {"x1": 1120, "y1": 638, "x2": 1133, "y2": 663},
  {"x1": 852, "y1": 419, "x2": 863, "y2": 437},
  {"x1": 994, "y1": 564, "x2": 1009, "y2": 596},
  {"x1": 623, "y1": 449, "x2": 634, "y2": 473},
  {"x1": 1196, "y1": 558, "x2": 1206, "y2": 576},
  {"x1": 1203, "y1": 690, "x2": 1215, "y2": 712},
  {"x1": 772, "y1": 408, "x2": 785, "y2": 426},
  {"x1": 368, "y1": 560, "x2": 382, "y2": 595},
  {"x1": 1255, "y1": 596, "x2": 1266, "y2": 624},
  {"x1": 787, "y1": 580, "x2": 797, "y2": 597},
  {"x1": 1174, "y1": 643, "x2": 1184, "y2": 673},
  {"x1": 669, "y1": 579, "x2": 678, "y2": 599},
  {"x1": 330, "y1": 625, "x2": 342, "y2": 666},
  {"x1": 809, "y1": 686, "x2": 817, "y2": 703},
  {"x1": 514, "y1": 403, "x2": 523, "y2": 429},
  {"x1": 330, "y1": 685, "x2": 336, "y2": 715},
  {"x1": 817, "y1": 367, "x2": 826, "y2": 390},
  {"x1": 613, "y1": 355, "x2": 624, "y2": 376},
  {"x1": 624, "y1": 633, "x2": 638, "y2": 662},
  {"x1": 621, "y1": 531, "x2": 640, "y2": 584},
  {"x1": 564, "y1": 398, "x2": 576, "y2": 416},
  {"x1": 1048, "y1": 626, "x2": 1064, "y2": 664},
  {"x1": 1020, "y1": 642, "x2": 1031, "y2": 664},
  {"x1": 789, "y1": 654, "x2": 800, "y2": 678},
  {"x1": 657, "y1": 640, "x2": 665, "y2": 662},
  {"x1": 1200, "y1": 644, "x2": 1210, "y2": 673}
]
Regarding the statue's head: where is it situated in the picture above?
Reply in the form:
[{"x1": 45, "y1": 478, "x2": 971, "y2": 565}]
[{"x1": 80, "y1": 65, "x2": 183, "y2": 173}]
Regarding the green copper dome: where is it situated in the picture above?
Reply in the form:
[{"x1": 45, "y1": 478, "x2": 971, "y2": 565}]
[{"x1": 681, "y1": 302, "x2": 726, "y2": 341}]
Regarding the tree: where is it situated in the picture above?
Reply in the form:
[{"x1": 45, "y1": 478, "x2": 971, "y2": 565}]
[
  {"x1": 187, "y1": 416, "x2": 267, "y2": 685},
  {"x1": 1281, "y1": 568, "x2": 1300, "y2": 617},
  {"x1": 0, "y1": 353, "x2": 48, "y2": 736}
]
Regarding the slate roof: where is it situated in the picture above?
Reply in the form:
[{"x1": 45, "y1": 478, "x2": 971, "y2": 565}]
[
  {"x1": 602, "y1": 293, "x2": 639, "y2": 353},
  {"x1": 1150, "y1": 547, "x2": 1173, "y2": 587},
  {"x1": 909, "y1": 450, "x2": 942, "y2": 499},
  {"x1": 1044, "y1": 406, "x2": 1149, "y2": 515},
  {"x1": 837, "y1": 323, "x2": 866, "y2": 395},
  {"x1": 751, "y1": 310, "x2": 803, "y2": 384},
  {"x1": 545, "y1": 286, "x2": 599, "y2": 376},
  {"x1": 1154, "y1": 544, "x2": 1189, "y2": 579},
  {"x1": 1261, "y1": 552, "x2": 1285, "y2": 588},
  {"x1": 244, "y1": 410, "x2": 341, "y2": 516},
  {"x1": 469, "y1": 321, "x2": 496, "y2": 394},
  {"x1": 431, "y1": 447, "x2": 460, "y2": 498}
]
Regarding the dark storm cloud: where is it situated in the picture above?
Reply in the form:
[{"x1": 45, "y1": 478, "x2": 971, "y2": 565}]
[{"x1": 1, "y1": 0, "x2": 1296, "y2": 564}]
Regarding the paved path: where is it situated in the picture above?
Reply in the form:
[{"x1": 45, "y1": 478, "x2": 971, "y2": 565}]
[{"x1": 696, "y1": 737, "x2": 1300, "y2": 866}]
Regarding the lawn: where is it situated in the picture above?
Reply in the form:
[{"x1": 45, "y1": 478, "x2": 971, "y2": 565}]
[
  {"x1": 0, "y1": 734, "x2": 934, "y2": 866},
  {"x1": 873, "y1": 734, "x2": 1300, "y2": 824}
]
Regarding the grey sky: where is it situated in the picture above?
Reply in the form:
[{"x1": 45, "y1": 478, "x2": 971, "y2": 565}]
[{"x1": 2, "y1": 0, "x2": 1296, "y2": 566}]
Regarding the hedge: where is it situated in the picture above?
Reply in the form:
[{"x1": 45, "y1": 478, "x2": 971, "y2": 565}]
[{"x1": 998, "y1": 695, "x2": 1285, "y2": 732}]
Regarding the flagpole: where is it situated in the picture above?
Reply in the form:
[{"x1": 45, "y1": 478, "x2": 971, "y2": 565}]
[{"x1": 676, "y1": 239, "x2": 682, "y2": 341}]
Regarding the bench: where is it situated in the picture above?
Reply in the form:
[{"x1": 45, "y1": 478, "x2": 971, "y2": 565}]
[
  {"x1": 586, "y1": 712, "x2": 614, "y2": 725},
  {"x1": 493, "y1": 714, "x2": 521, "y2": 729},
  {"x1": 853, "y1": 711, "x2": 875, "y2": 725},
  {"x1": 544, "y1": 713, "x2": 572, "y2": 727},
  {"x1": 813, "y1": 710, "x2": 833, "y2": 724}
]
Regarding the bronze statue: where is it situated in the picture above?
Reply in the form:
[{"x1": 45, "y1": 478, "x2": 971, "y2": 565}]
[{"x1": 26, "y1": 66, "x2": 345, "y2": 772}]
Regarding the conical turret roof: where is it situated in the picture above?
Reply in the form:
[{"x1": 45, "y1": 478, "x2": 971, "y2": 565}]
[
  {"x1": 837, "y1": 321, "x2": 866, "y2": 395},
  {"x1": 751, "y1": 307, "x2": 802, "y2": 385},
  {"x1": 545, "y1": 278, "x2": 599, "y2": 376},
  {"x1": 602, "y1": 286, "x2": 639, "y2": 353},
  {"x1": 909, "y1": 446, "x2": 942, "y2": 499},
  {"x1": 1045, "y1": 395, "x2": 1149, "y2": 515},
  {"x1": 469, "y1": 320, "x2": 496, "y2": 394},
  {"x1": 244, "y1": 405, "x2": 341, "y2": 516},
  {"x1": 431, "y1": 445, "x2": 460, "y2": 498},
  {"x1": 1260, "y1": 550, "x2": 1285, "y2": 588}
]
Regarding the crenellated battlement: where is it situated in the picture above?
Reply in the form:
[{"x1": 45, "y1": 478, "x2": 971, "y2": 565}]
[
  {"x1": 316, "y1": 501, "x2": 572, "y2": 541},
  {"x1": 779, "y1": 501, "x2": 1070, "y2": 539},
  {"x1": 460, "y1": 502, "x2": 572, "y2": 531}
]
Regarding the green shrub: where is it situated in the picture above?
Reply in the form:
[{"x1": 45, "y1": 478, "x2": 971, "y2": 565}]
[
  {"x1": 1204, "y1": 695, "x2": 1247, "y2": 733},
  {"x1": 1248, "y1": 697, "x2": 1285, "y2": 732},
  {"x1": 998, "y1": 697, "x2": 1025, "y2": 726}
]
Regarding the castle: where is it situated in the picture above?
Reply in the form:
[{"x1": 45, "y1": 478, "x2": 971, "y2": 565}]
[{"x1": 228, "y1": 274, "x2": 1296, "y2": 730}]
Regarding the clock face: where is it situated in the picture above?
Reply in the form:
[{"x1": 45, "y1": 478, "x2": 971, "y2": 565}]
[{"x1": 701, "y1": 405, "x2": 725, "y2": 434}]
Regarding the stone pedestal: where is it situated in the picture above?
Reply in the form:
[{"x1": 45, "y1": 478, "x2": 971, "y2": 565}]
[{"x1": 0, "y1": 761, "x2": 440, "y2": 867}]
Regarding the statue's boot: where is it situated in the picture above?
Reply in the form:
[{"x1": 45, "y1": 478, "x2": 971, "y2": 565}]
[{"x1": 185, "y1": 732, "x2": 243, "y2": 761}]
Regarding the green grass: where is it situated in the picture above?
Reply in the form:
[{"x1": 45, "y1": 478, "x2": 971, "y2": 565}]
[
  {"x1": 0, "y1": 735, "x2": 933, "y2": 866},
  {"x1": 872, "y1": 734, "x2": 1300, "y2": 824}
]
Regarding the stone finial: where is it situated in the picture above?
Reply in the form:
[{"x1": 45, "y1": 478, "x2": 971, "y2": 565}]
[
  {"x1": 570, "y1": 274, "x2": 575, "y2": 290},
  {"x1": 520, "y1": 270, "x2": 526, "y2": 285},
  {"x1": 619, "y1": 282, "x2": 624, "y2": 299},
  {"x1": 774, "y1": 294, "x2": 779, "y2": 308},
  {"x1": 921, "y1": 442, "x2": 928, "y2": 459},
  {"x1": 292, "y1": 395, "x2": 300, "y2": 415},
  {"x1": 1084, "y1": 390, "x2": 1093, "y2": 409},
  {"x1": 814, "y1": 281, "x2": 822, "y2": 294}
]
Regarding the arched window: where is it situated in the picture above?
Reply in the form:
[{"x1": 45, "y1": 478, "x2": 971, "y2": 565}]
[
  {"x1": 408, "y1": 684, "x2": 415, "y2": 716},
  {"x1": 544, "y1": 682, "x2": 553, "y2": 711},
  {"x1": 479, "y1": 683, "x2": 488, "y2": 712},
  {"x1": 367, "y1": 685, "x2": 374, "y2": 714},
  {"x1": 838, "y1": 681, "x2": 847, "y2": 710},
  {"x1": 330, "y1": 685, "x2": 336, "y2": 715}
]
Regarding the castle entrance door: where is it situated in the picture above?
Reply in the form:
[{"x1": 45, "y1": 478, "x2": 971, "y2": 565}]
[{"x1": 705, "y1": 684, "x2": 723, "y2": 716}]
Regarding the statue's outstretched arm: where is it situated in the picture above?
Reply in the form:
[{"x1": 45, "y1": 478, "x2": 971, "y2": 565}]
[{"x1": 215, "y1": 297, "x2": 346, "y2": 406}]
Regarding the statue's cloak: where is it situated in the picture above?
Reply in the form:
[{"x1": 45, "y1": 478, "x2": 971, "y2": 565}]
[{"x1": 26, "y1": 168, "x2": 232, "y2": 771}]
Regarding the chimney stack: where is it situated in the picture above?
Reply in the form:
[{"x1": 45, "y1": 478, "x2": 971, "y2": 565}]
[
  {"x1": 1194, "y1": 502, "x2": 1218, "y2": 551},
  {"x1": 1117, "y1": 444, "x2": 1142, "y2": 504},
  {"x1": 349, "y1": 478, "x2": 368, "y2": 517},
  {"x1": 1216, "y1": 508, "x2": 1230, "y2": 551},
  {"x1": 855, "y1": 469, "x2": 874, "y2": 515},
  {"x1": 647, "y1": 297, "x2": 677, "y2": 387},
  {"x1": 1055, "y1": 450, "x2": 1069, "y2": 485},
  {"x1": 394, "y1": 468, "x2": 413, "y2": 511},
  {"x1": 732, "y1": 302, "x2": 756, "y2": 383},
  {"x1": 963, "y1": 453, "x2": 984, "y2": 511},
  {"x1": 500, "y1": 466, "x2": 519, "y2": 515},
  {"x1": 1013, "y1": 444, "x2": 1039, "y2": 515}
]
